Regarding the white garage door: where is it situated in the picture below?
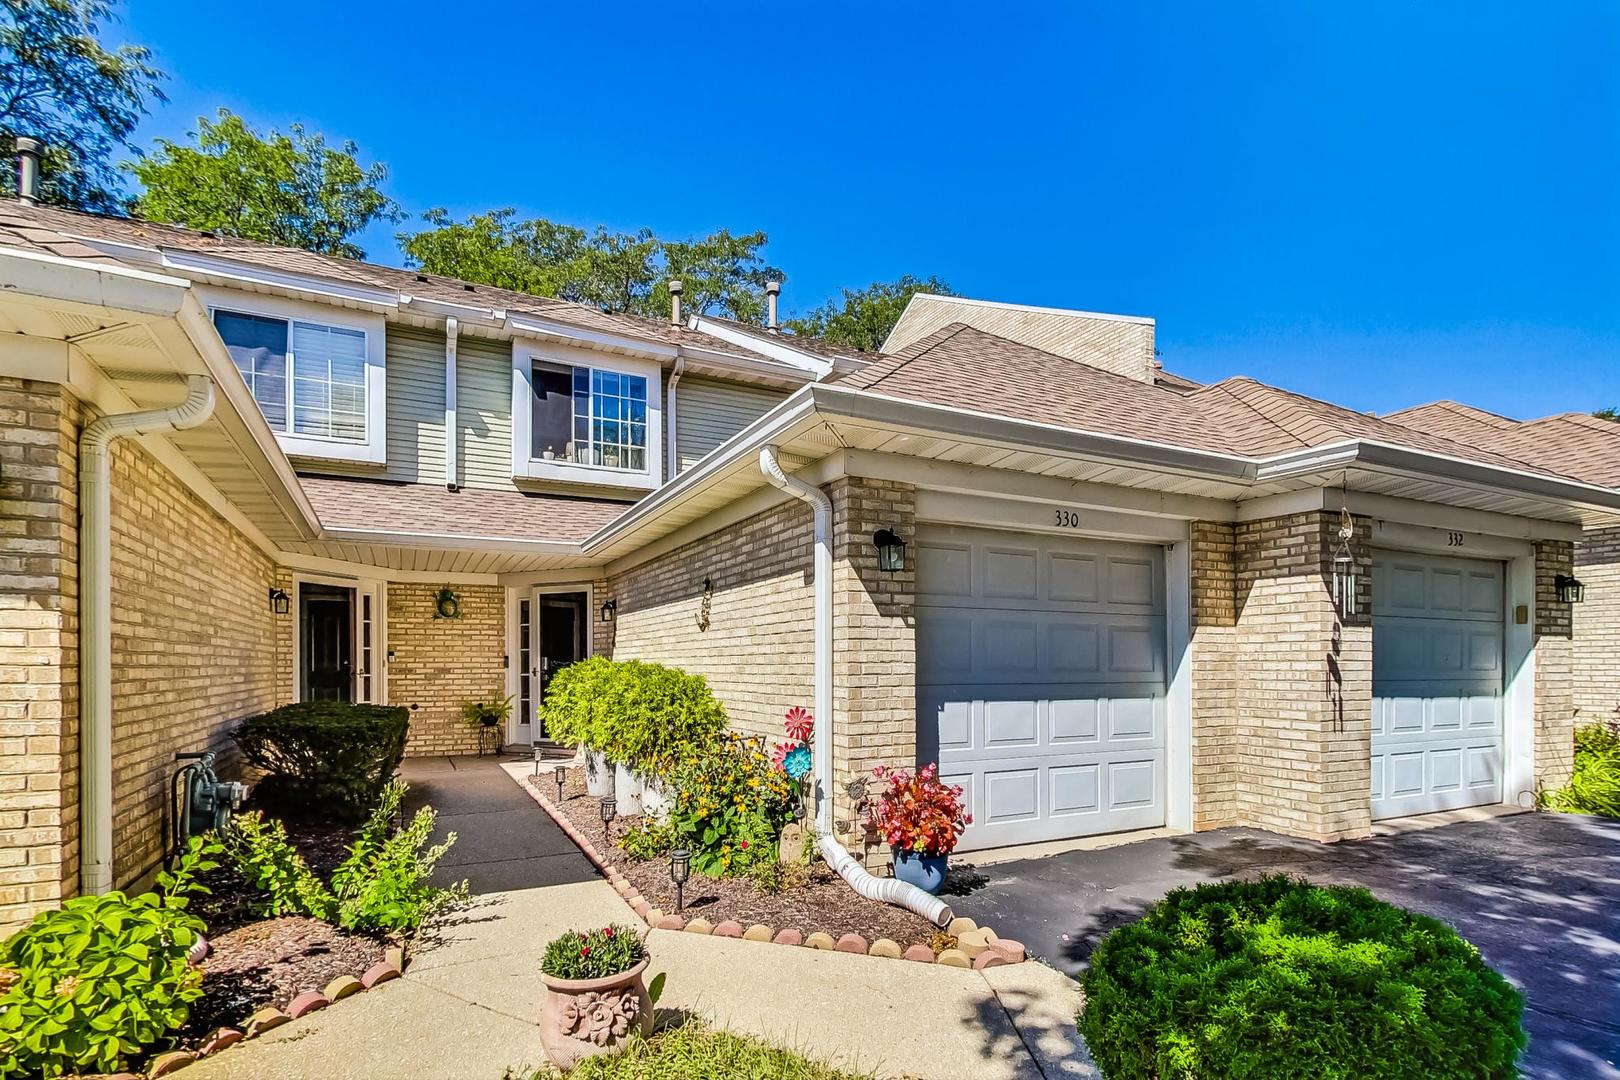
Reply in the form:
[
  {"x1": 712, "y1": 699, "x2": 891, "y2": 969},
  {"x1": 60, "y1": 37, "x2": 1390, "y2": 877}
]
[
  {"x1": 916, "y1": 525, "x2": 1167, "y2": 852},
  {"x1": 1371, "y1": 550, "x2": 1505, "y2": 820}
]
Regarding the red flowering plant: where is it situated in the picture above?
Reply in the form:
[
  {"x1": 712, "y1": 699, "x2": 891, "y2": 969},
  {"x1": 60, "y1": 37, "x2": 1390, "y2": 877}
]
[
  {"x1": 863, "y1": 763, "x2": 971, "y2": 857},
  {"x1": 541, "y1": 923, "x2": 645, "y2": 980}
]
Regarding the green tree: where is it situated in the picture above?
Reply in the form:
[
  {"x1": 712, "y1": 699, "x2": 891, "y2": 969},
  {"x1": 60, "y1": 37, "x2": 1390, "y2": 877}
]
[
  {"x1": 398, "y1": 209, "x2": 780, "y2": 322},
  {"x1": 783, "y1": 275, "x2": 956, "y2": 352},
  {"x1": 1596, "y1": 408, "x2": 1618, "y2": 422},
  {"x1": 130, "y1": 109, "x2": 402, "y2": 259},
  {"x1": 0, "y1": 0, "x2": 165, "y2": 212}
]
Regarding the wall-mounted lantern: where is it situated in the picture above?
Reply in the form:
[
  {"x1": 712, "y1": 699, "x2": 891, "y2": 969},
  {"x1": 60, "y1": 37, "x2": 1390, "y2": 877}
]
[
  {"x1": 600, "y1": 599, "x2": 617, "y2": 623},
  {"x1": 1555, "y1": 574, "x2": 1586, "y2": 604},
  {"x1": 1330, "y1": 508, "x2": 1358, "y2": 617},
  {"x1": 268, "y1": 587, "x2": 290, "y2": 615},
  {"x1": 872, "y1": 528, "x2": 906, "y2": 573}
]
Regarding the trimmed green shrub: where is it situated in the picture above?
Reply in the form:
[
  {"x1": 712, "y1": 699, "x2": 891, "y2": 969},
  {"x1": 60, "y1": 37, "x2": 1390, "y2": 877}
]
[
  {"x1": 1541, "y1": 721, "x2": 1620, "y2": 818},
  {"x1": 0, "y1": 837, "x2": 219, "y2": 1078},
  {"x1": 233, "y1": 701, "x2": 408, "y2": 819},
  {"x1": 542, "y1": 658, "x2": 727, "y2": 771},
  {"x1": 1078, "y1": 875, "x2": 1525, "y2": 1080}
]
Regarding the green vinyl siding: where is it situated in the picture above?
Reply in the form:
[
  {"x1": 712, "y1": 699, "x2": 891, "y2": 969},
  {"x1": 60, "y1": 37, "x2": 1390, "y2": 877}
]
[
  {"x1": 457, "y1": 334, "x2": 517, "y2": 491},
  {"x1": 676, "y1": 376, "x2": 788, "y2": 471},
  {"x1": 294, "y1": 324, "x2": 445, "y2": 482}
]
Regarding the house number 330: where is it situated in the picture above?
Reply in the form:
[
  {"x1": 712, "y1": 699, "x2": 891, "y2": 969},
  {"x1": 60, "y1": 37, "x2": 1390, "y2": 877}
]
[{"x1": 1055, "y1": 509, "x2": 1082, "y2": 528}]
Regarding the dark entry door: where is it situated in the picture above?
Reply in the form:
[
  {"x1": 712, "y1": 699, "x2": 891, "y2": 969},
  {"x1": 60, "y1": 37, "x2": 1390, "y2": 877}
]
[
  {"x1": 536, "y1": 593, "x2": 587, "y2": 739},
  {"x1": 302, "y1": 583, "x2": 354, "y2": 702}
]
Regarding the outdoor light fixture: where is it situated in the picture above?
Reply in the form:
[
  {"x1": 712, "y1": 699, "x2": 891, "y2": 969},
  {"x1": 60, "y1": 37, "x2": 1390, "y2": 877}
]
[
  {"x1": 554, "y1": 764, "x2": 567, "y2": 803},
  {"x1": 532, "y1": 744, "x2": 544, "y2": 778},
  {"x1": 872, "y1": 528, "x2": 906, "y2": 573},
  {"x1": 268, "y1": 588, "x2": 290, "y2": 615},
  {"x1": 669, "y1": 848, "x2": 691, "y2": 912},
  {"x1": 1330, "y1": 507, "x2": 1358, "y2": 617},
  {"x1": 600, "y1": 599, "x2": 617, "y2": 623},
  {"x1": 599, "y1": 794, "x2": 616, "y2": 840},
  {"x1": 1555, "y1": 574, "x2": 1586, "y2": 604}
]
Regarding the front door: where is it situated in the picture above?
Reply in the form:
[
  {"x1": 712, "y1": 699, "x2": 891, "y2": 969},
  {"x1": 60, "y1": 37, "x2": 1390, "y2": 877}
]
[
  {"x1": 301, "y1": 583, "x2": 354, "y2": 702},
  {"x1": 525, "y1": 591, "x2": 587, "y2": 742}
]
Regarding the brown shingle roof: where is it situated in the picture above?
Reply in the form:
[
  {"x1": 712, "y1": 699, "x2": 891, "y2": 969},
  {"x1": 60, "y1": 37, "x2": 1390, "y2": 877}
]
[
  {"x1": 1383, "y1": 404, "x2": 1620, "y2": 489},
  {"x1": 298, "y1": 475, "x2": 629, "y2": 543},
  {"x1": 1382, "y1": 400, "x2": 1520, "y2": 442}
]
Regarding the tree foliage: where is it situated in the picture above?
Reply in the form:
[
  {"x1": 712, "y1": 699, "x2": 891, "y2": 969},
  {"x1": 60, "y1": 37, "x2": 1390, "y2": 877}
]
[
  {"x1": 398, "y1": 208, "x2": 781, "y2": 322},
  {"x1": 782, "y1": 275, "x2": 955, "y2": 352},
  {"x1": 1596, "y1": 408, "x2": 1618, "y2": 422},
  {"x1": 129, "y1": 109, "x2": 402, "y2": 258},
  {"x1": 0, "y1": 0, "x2": 165, "y2": 211}
]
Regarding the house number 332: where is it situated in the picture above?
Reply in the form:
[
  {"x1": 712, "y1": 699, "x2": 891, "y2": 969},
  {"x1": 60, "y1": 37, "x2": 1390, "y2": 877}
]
[
  {"x1": 1447, "y1": 531, "x2": 1465, "y2": 546},
  {"x1": 1055, "y1": 509, "x2": 1082, "y2": 528}
]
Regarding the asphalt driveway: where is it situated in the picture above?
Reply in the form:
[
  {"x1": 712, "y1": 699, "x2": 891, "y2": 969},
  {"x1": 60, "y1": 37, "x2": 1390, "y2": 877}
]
[{"x1": 948, "y1": 812, "x2": 1620, "y2": 1080}]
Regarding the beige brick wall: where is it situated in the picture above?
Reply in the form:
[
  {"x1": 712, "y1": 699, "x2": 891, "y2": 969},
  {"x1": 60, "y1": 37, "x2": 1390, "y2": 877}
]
[
  {"x1": 1189, "y1": 521, "x2": 1238, "y2": 830},
  {"x1": 1535, "y1": 540, "x2": 1577, "y2": 792},
  {"x1": 829, "y1": 478, "x2": 916, "y2": 836},
  {"x1": 1573, "y1": 526, "x2": 1620, "y2": 725},
  {"x1": 1224, "y1": 511, "x2": 1373, "y2": 842},
  {"x1": 0, "y1": 378, "x2": 283, "y2": 928},
  {"x1": 0, "y1": 378, "x2": 80, "y2": 927},
  {"x1": 607, "y1": 499, "x2": 814, "y2": 744},
  {"x1": 385, "y1": 584, "x2": 506, "y2": 756}
]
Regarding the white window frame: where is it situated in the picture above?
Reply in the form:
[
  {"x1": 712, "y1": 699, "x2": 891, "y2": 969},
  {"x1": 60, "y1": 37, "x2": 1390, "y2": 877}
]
[
  {"x1": 510, "y1": 340, "x2": 662, "y2": 491},
  {"x1": 288, "y1": 572, "x2": 388, "y2": 704},
  {"x1": 200, "y1": 286, "x2": 388, "y2": 465}
]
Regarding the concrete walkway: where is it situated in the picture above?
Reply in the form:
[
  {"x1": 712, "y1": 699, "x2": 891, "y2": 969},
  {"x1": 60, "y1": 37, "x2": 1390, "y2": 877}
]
[
  {"x1": 186, "y1": 756, "x2": 1090, "y2": 1080},
  {"x1": 951, "y1": 812, "x2": 1620, "y2": 1080}
]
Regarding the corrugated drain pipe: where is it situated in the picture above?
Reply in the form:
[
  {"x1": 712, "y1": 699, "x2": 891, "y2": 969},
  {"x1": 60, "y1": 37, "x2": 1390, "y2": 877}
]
[
  {"x1": 758, "y1": 446, "x2": 953, "y2": 928},
  {"x1": 79, "y1": 375, "x2": 216, "y2": 894}
]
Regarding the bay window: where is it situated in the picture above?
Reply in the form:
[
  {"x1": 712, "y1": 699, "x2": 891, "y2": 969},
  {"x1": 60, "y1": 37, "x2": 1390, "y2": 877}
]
[{"x1": 514, "y1": 345, "x2": 661, "y2": 489}]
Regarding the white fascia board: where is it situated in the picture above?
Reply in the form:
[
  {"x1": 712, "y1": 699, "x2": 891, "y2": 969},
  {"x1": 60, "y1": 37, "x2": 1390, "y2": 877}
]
[
  {"x1": 687, "y1": 316, "x2": 834, "y2": 376},
  {"x1": 401, "y1": 294, "x2": 506, "y2": 325},
  {"x1": 0, "y1": 246, "x2": 190, "y2": 317},
  {"x1": 811, "y1": 384, "x2": 1256, "y2": 481},
  {"x1": 504, "y1": 313, "x2": 678, "y2": 359},
  {"x1": 675, "y1": 343, "x2": 819, "y2": 387},
  {"x1": 318, "y1": 525, "x2": 587, "y2": 555},
  {"x1": 152, "y1": 249, "x2": 401, "y2": 311}
]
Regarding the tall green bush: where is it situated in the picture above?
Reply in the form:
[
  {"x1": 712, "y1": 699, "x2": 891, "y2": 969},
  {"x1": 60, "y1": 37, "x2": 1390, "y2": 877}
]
[
  {"x1": 233, "y1": 701, "x2": 408, "y2": 820},
  {"x1": 1078, "y1": 875, "x2": 1525, "y2": 1080},
  {"x1": 1541, "y1": 721, "x2": 1620, "y2": 818},
  {"x1": 0, "y1": 837, "x2": 219, "y2": 1078},
  {"x1": 542, "y1": 658, "x2": 726, "y2": 770}
]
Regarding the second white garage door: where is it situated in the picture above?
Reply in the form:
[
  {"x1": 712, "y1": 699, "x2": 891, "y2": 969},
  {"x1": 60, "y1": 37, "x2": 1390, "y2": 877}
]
[
  {"x1": 1371, "y1": 550, "x2": 1505, "y2": 820},
  {"x1": 916, "y1": 525, "x2": 1167, "y2": 852}
]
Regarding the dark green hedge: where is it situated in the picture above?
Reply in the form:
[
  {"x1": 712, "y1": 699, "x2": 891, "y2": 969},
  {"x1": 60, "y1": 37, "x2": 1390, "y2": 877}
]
[
  {"x1": 233, "y1": 702, "x2": 408, "y2": 820},
  {"x1": 1079, "y1": 875, "x2": 1525, "y2": 1080}
]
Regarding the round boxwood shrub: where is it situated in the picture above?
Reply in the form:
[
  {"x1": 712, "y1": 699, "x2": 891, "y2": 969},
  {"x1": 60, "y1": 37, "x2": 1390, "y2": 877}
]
[
  {"x1": 542, "y1": 657, "x2": 726, "y2": 770},
  {"x1": 1078, "y1": 875, "x2": 1525, "y2": 1079},
  {"x1": 232, "y1": 701, "x2": 408, "y2": 820}
]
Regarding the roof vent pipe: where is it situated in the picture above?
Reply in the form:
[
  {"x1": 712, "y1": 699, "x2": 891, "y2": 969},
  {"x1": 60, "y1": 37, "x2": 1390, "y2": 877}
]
[
  {"x1": 14, "y1": 137, "x2": 43, "y2": 205},
  {"x1": 668, "y1": 279, "x2": 683, "y2": 327},
  {"x1": 765, "y1": 280, "x2": 781, "y2": 334}
]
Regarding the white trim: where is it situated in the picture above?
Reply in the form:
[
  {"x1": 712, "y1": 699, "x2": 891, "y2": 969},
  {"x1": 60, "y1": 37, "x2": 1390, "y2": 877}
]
[
  {"x1": 278, "y1": 550, "x2": 502, "y2": 584},
  {"x1": 505, "y1": 313, "x2": 677, "y2": 359},
  {"x1": 1503, "y1": 554, "x2": 1537, "y2": 809},
  {"x1": 197, "y1": 286, "x2": 389, "y2": 466},
  {"x1": 510, "y1": 340, "x2": 663, "y2": 491},
  {"x1": 1165, "y1": 540, "x2": 1193, "y2": 832},
  {"x1": 1369, "y1": 520, "x2": 1533, "y2": 560},
  {"x1": 154, "y1": 248, "x2": 400, "y2": 310},
  {"x1": 914, "y1": 491, "x2": 1190, "y2": 543},
  {"x1": 0, "y1": 244, "x2": 191, "y2": 314},
  {"x1": 509, "y1": 583, "x2": 595, "y2": 745},
  {"x1": 444, "y1": 317, "x2": 459, "y2": 488},
  {"x1": 687, "y1": 315, "x2": 835, "y2": 375}
]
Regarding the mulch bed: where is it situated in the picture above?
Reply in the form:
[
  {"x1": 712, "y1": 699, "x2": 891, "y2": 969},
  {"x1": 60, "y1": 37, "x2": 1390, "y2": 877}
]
[
  {"x1": 176, "y1": 809, "x2": 386, "y2": 1047},
  {"x1": 544, "y1": 769, "x2": 943, "y2": 950}
]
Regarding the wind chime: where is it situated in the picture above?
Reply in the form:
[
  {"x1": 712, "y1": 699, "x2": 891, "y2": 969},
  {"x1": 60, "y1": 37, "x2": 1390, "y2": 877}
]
[{"x1": 1331, "y1": 505, "x2": 1358, "y2": 617}]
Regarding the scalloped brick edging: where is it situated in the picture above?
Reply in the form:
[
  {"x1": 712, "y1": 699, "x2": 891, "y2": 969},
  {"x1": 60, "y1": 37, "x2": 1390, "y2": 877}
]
[
  {"x1": 518, "y1": 774, "x2": 1029, "y2": 970},
  {"x1": 134, "y1": 945, "x2": 410, "y2": 1077}
]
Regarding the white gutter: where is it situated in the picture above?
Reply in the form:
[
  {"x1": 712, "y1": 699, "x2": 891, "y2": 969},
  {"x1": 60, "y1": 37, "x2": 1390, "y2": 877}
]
[
  {"x1": 444, "y1": 316, "x2": 459, "y2": 490},
  {"x1": 757, "y1": 445, "x2": 952, "y2": 928},
  {"x1": 665, "y1": 355, "x2": 685, "y2": 483},
  {"x1": 79, "y1": 375, "x2": 216, "y2": 894}
]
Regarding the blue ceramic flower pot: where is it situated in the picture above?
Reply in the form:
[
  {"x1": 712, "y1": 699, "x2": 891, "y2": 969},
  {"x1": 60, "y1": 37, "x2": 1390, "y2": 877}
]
[{"x1": 891, "y1": 847, "x2": 948, "y2": 894}]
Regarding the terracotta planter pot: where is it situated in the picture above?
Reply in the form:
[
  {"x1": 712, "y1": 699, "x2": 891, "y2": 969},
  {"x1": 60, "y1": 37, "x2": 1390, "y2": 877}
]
[{"x1": 538, "y1": 956, "x2": 654, "y2": 1069}]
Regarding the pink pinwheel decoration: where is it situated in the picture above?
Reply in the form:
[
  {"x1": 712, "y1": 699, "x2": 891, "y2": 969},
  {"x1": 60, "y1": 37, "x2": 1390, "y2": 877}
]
[{"x1": 784, "y1": 707, "x2": 814, "y2": 743}]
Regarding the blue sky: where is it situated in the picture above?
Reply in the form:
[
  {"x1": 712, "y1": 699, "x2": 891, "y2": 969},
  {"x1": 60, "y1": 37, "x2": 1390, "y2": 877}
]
[{"x1": 115, "y1": 1, "x2": 1619, "y2": 417}]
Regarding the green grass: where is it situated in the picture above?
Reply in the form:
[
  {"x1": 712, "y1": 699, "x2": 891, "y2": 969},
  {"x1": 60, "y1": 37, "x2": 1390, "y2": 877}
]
[
  {"x1": 1541, "y1": 722, "x2": 1620, "y2": 818},
  {"x1": 531, "y1": 1021, "x2": 871, "y2": 1080}
]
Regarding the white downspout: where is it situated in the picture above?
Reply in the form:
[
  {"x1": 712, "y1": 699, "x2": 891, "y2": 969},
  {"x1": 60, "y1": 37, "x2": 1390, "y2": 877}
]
[
  {"x1": 78, "y1": 375, "x2": 216, "y2": 894},
  {"x1": 758, "y1": 446, "x2": 952, "y2": 927},
  {"x1": 665, "y1": 355, "x2": 684, "y2": 483},
  {"x1": 444, "y1": 316, "x2": 459, "y2": 490}
]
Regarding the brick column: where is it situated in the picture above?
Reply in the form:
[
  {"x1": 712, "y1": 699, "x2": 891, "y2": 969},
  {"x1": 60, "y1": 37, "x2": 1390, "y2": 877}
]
[
  {"x1": 828, "y1": 477, "x2": 916, "y2": 840},
  {"x1": 1189, "y1": 521, "x2": 1238, "y2": 830},
  {"x1": 1534, "y1": 539, "x2": 1577, "y2": 792},
  {"x1": 1228, "y1": 511, "x2": 1373, "y2": 842},
  {"x1": 1572, "y1": 527, "x2": 1620, "y2": 723}
]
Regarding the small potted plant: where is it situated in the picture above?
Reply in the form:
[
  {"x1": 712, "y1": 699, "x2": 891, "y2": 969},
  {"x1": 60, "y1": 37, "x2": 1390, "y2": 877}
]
[
  {"x1": 538, "y1": 924, "x2": 653, "y2": 1069},
  {"x1": 459, "y1": 696, "x2": 512, "y2": 730},
  {"x1": 864, "y1": 763, "x2": 971, "y2": 895}
]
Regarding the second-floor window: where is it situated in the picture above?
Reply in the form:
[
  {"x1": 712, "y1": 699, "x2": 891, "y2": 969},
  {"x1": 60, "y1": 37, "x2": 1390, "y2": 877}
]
[
  {"x1": 215, "y1": 310, "x2": 368, "y2": 441},
  {"x1": 532, "y1": 361, "x2": 648, "y2": 471}
]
